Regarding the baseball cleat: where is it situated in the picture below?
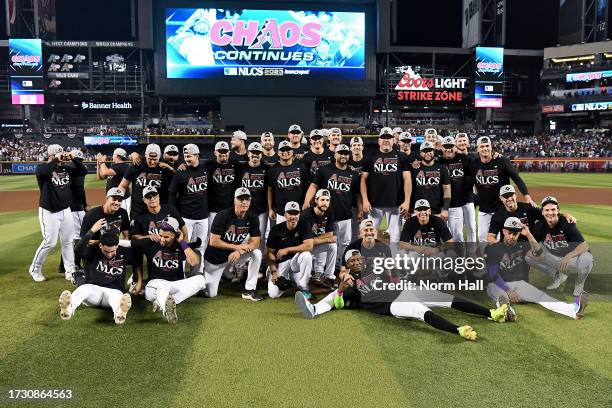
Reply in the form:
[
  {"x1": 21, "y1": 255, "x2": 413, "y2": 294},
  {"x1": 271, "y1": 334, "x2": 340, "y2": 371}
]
[
  {"x1": 152, "y1": 300, "x2": 160, "y2": 313},
  {"x1": 164, "y1": 294, "x2": 177, "y2": 324},
  {"x1": 30, "y1": 270, "x2": 46, "y2": 282},
  {"x1": 59, "y1": 290, "x2": 72, "y2": 320},
  {"x1": 546, "y1": 272, "x2": 567, "y2": 290},
  {"x1": 311, "y1": 272, "x2": 322, "y2": 283},
  {"x1": 242, "y1": 290, "x2": 263, "y2": 301},
  {"x1": 65, "y1": 271, "x2": 74, "y2": 282},
  {"x1": 575, "y1": 291, "x2": 589, "y2": 320},
  {"x1": 301, "y1": 290, "x2": 313, "y2": 300},
  {"x1": 457, "y1": 325, "x2": 477, "y2": 341},
  {"x1": 498, "y1": 296, "x2": 517, "y2": 322},
  {"x1": 114, "y1": 293, "x2": 132, "y2": 325},
  {"x1": 489, "y1": 303, "x2": 508, "y2": 323},
  {"x1": 320, "y1": 276, "x2": 336, "y2": 289},
  {"x1": 294, "y1": 291, "x2": 316, "y2": 319},
  {"x1": 573, "y1": 272, "x2": 588, "y2": 296}
]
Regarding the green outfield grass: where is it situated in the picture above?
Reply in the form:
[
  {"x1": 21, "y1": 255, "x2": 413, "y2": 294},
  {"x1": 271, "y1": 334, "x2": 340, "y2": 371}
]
[{"x1": 0, "y1": 174, "x2": 106, "y2": 192}]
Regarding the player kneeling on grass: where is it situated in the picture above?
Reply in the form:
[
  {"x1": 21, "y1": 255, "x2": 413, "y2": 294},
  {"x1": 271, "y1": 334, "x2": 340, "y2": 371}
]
[
  {"x1": 485, "y1": 217, "x2": 588, "y2": 321},
  {"x1": 59, "y1": 220, "x2": 133, "y2": 325},
  {"x1": 203, "y1": 187, "x2": 264, "y2": 301},
  {"x1": 295, "y1": 250, "x2": 510, "y2": 341},
  {"x1": 266, "y1": 201, "x2": 314, "y2": 299},
  {"x1": 131, "y1": 217, "x2": 204, "y2": 324}
]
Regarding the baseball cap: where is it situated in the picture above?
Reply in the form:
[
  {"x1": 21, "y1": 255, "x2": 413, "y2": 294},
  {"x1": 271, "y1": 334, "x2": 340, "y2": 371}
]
[
  {"x1": 315, "y1": 189, "x2": 331, "y2": 199},
  {"x1": 284, "y1": 201, "x2": 301, "y2": 214},
  {"x1": 335, "y1": 144, "x2": 350, "y2": 153},
  {"x1": 142, "y1": 186, "x2": 158, "y2": 198},
  {"x1": 392, "y1": 127, "x2": 403, "y2": 134},
  {"x1": 414, "y1": 199, "x2": 431, "y2": 210},
  {"x1": 379, "y1": 127, "x2": 393, "y2": 137},
  {"x1": 248, "y1": 142, "x2": 263, "y2": 152},
  {"x1": 145, "y1": 144, "x2": 161, "y2": 157},
  {"x1": 159, "y1": 217, "x2": 180, "y2": 233},
  {"x1": 261, "y1": 131, "x2": 274, "y2": 138},
  {"x1": 215, "y1": 141, "x2": 230, "y2": 151},
  {"x1": 344, "y1": 249, "x2": 362, "y2": 263},
  {"x1": 503, "y1": 217, "x2": 524, "y2": 232},
  {"x1": 164, "y1": 145, "x2": 179, "y2": 155},
  {"x1": 321, "y1": 129, "x2": 331, "y2": 137},
  {"x1": 234, "y1": 187, "x2": 251, "y2": 199},
  {"x1": 499, "y1": 185, "x2": 516, "y2": 196},
  {"x1": 113, "y1": 147, "x2": 127, "y2": 159},
  {"x1": 350, "y1": 136, "x2": 363, "y2": 145},
  {"x1": 424, "y1": 128, "x2": 437, "y2": 136},
  {"x1": 309, "y1": 129, "x2": 323, "y2": 139},
  {"x1": 278, "y1": 140, "x2": 292, "y2": 150},
  {"x1": 399, "y1": 132, "x2": 412, "y2": 142},
  {"x1": 359, "y1": 219, "x2": 375, "y2": 230},
  {"x1": 477, "y1": 136, "x2": 491, "y2": 147},
  {"x1": 455, "y1": 132, "x2": 468, "y2": 140},
  {"x1": 106, "y1": 187, "x2": 124, "y2": 198},
  {"x1": 420, "y1": 141, "x2": 435, "y2": 151},
  {"x1": 183, "y1": 143, "x2": 199, "y2": 155},
  {"x1": 541, "y1": 196, "x2": 559, "y2": 207},
  {"x1": 48, "y1": 144, "x2": 63, "y2": 156},
  {"x1": 71, "y1": 149, "x2": 84, "y2": 159},
  {"x1": 441, "y1": 136, "x2": 456, "y2": 147},
  {"x1": 288, "y1": 124, "x2": 302, "y2": 134},
  {"x1": 232, "y1": 130, "x2": 247, "y2": 141},
  {"x1": 329, "y1": 127, "x2": 342, "y2": 135}
]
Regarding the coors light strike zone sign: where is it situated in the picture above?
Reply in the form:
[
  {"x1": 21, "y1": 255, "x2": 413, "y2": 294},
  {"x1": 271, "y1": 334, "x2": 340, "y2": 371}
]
[{"x1": 395, "y1": 67, "x2": 467, "y2": 103}]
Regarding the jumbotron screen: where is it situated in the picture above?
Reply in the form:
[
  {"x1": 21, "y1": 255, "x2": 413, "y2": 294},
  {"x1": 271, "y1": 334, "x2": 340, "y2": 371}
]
[{"x1": 165, "y1": 8, "x2": 365, "y2": 80}]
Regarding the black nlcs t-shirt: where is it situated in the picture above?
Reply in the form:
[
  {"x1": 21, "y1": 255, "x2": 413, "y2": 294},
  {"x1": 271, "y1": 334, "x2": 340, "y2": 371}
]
[
  {"x1": 489, "y1": 202, "x2": 543, "y2": 238},
  {"x1": 267, "y1": 219, "x2": 314, "y2": 264},
  {"x1": 205, "y1": 159, "x2": 240, "y2": 213},
  {"x1": 123, "y1": 164, "x2": 174, "y2": 217},
  {"x1": 106, "y1": 162, "x2": 131, "y2": 199},
  {"x1": 36, "y1": 158, "x2": 88, "y2": 212},
  {"x1": 303, "y1": 149, "x2": 333, "y2": 177},
  {"x1": 400, "y1": 216, "x2": 452, "y2": 247},
  {"x1": 266, "y1": 161, "x2": 310, "y2": 214},
  {"x1": 80, "y1": 206, "x2": 130, "y2": 239},
  {"x1": 204, "y1": 208, "x2": 261, "y2": 265},
  {"x1": 291, "y1": 144, "x2": 309, "y2": 160},
  {"x1": 410, "y1": 162, "x2": 450, "y2": 213},
  {"x1": 362, "y1": 150, "x2": 407, "y2": 208},
  {"x1": 131, "y1": 204, "x2": 185, "y2": 236},
  {"x1": 438, "y1": 154, "x2": 472, "y2": 208},
  {"x1": 230, "y1": 151, "x2": 249, "y2": 166},
  {"x1": 238, "y1": 164, "x2": 268, "y2": 215},
  {"x1": 348, "y1": 157, "x2": 364, "y2": 174},
  {"x1": 168, "y1": 163, "x2": 209, "y2": 219},
  {"x1": 312, "y1": 163, "x2": 360, "y2": 221},
  {"x1": 78, "y1": 242, "x2": 133, "y2": 292},
  {"x1": 531, "y1": 218, "x2": 585, "y2": 257},
  {"x1": 132, "y1": 238, "x2": 186, "y2": 282},
  {"x1": 262, "y1": 153, "x2": 279, "y2": 168},
  {"x1": 484, "y1": 241, "x2": 530, "y2": 283},
  {"x1": 300, "y1": 207, "x2": 335, "y2": 237}
]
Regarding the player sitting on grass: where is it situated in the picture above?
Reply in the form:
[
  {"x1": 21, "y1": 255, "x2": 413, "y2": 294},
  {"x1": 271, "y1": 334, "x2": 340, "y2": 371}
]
[
  {"x1": 295, "y1": 250, "x2": 510, "y2": 341},
  {"x1": 59, "y1": 220, "x2": 132, "y2": 325},
  {"x1": 485, "y1": 217, "x2": 589, "y2": 321}
]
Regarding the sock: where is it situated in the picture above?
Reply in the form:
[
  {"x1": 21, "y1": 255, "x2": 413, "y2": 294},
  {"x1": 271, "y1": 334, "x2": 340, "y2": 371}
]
[
  {"x1": 451, "y1": 297, "x2": 491, "y2": 317},
  {"x1": 423, "y1": 311, "x2": 460, "y2": 334}
]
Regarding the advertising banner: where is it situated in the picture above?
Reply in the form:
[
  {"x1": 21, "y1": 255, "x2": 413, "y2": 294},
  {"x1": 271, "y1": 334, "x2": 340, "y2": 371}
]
[
  {"x1": 83, "y1": 136, "x2": 139, "y2": 146},
  {"x1": 9, "y1": 39, "x2": 45, "y2": 105},
  {"x1": 475, "y1": 46, "x2": 503, "y2": 108},
  {"x1": 395, "y1": 66, "x2": 467, "y2": 103},
  {"x1": 566, "y1": 70, "x2": 612, "y2": 82},
  {"x1": 165, "y1": 8, "x2": 365, "y2": 80}
]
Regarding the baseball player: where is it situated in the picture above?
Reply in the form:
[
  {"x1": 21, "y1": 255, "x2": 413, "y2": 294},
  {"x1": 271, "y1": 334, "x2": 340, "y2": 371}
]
[
  {"x1": 203, "y1": 188, "x2": 263, "y2": 301},
  {"x1": 260, "y1": 131, "x2": 279, "y2": 168},
  {"x1": 361, "y1": 128, "x2": 412, "y2": 256},
  {"x1": 230, "y1": 130, "x2": 249, "y2": 165},
  {"x1": 327, "y1": 128, "x2": 343, "y2": 153},
  {"x1": 131, "y1": 186, "x2": 187, "y2": 241},
  {"x1": 410, "y1": 141, "x2": 451, "y2": 218},
  {"x1": 96, "y1": 148, "x2": 131, "y2": 215},
  {"x1": 119, "y1": 143, "x2": 174, "y2": 219},
  {"x1": 168, "y1": 143, "x2": 209, "y2": 274},
  {"x1": 348, "y1": 137, "x2": 365, "y2": 241},
  {"x1": 205, "y1": 141, "x2": 241, "y2": 235},
  {"x1": 467, "y1": 136, "x2": 533, "y2": 244},
  {"x1": 398, "y1": 132, "x2": 420, "y2": 164},
  {"x1": 59, "y1": 226, "x2": 133, "y2": 324},
  {"x1": 526, "y1": 196, "x2": 594, "y2": 295},
  {"x1": 80, "y1": 188, "x2": 130, "y2": 243},
  {"x1": 485, "y1": 217, "x2": 589, "y2": 320},
  {"x1": 266, "y1": 140, "x2": 310, "y2": 225},
  {"x1": 29, "y1": 145, "x2": 87, "y2": 282},
  {"x1": 163, "y1": 144, "x2": 181, "y2": 170},
  {"x1": 305, "y1": 144, "x2": 360, "y2": 266},
  {"x1": 266, "y1": 201, "x2": 314, "y2": 299},
  {"x1": 287, "y1": 124, "x2": 308, "y2": 159},
  {"x1": 302, "y1": 129, "x2": 333, "y2": 177},
  {"x1": 400, "y1": 199, "x2": 453, "y2": 257},
  {"x1": 301, "y1": 189, "x2": 337, "y2": 287},
  {"x1": 392, "y1": 127, "x2": 403, "y2": 148},
  {"x1": 297, "y1": 247, "x2": 508, "y2": 341}
]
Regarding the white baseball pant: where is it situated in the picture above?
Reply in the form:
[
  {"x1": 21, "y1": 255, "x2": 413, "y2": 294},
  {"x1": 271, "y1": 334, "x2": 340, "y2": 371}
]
[
  {"x1": 526, "y1": 249, "x2": 593, "y2": 281},
  {"x1": 257, "y1": 212, "x2": 269, "y2": 253},
  {"x1": 448, "y1": 203, "x2": 476, "y2": 242},
  {"x1": 487, "y1": 281, "x2": 579, "y2": 319},
  {"x1": 68, "y1": 284, "x2": 124, "y2": 319},
  {"x1": 29, "y1": 207, "x2": 75, "y2": 277},
  {"x1": 389, "y1": 289, "x2": 454, "y2": 320},
  {"x1": 369, "y1": 207, "x2": 402, "y2": 256},
  {"x1": 268, "y1": 252, "x2": 312, "y2": 298},
  {"x1": 477, "y1": 211, "x2": 493, "y2": 243},
  {"x1": 275, "y1": 214, "x2": 286, "y2": 225},
  {"x1": 183, "y1": 217, "x2": 209, "y2": 274},
  {"x1": 334, "y1": 219, "x2": 351, "y2": 266},
  {"x1": 72, "y1": 210, "x2": 86, "y2": 240},
  {"x1": 203, "y1": 250, "x2": 262, "y2": 297},
  {"x1": 120, "y1": 196, "x2": 131, "y2": 216},
  {"x1": 312, "y1": 242, "x2": 337, "y2": 279},
  {"x1": 144, "y1": 275, "x2": 205, "y2": 314},
  {"x1": 207, "y1": 212, "x2": 218, "y2": 236}
]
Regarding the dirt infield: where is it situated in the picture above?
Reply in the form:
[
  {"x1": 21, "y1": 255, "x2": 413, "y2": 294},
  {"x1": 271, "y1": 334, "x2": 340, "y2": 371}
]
[{"x1": 0, "y1": 186, "x2": 611, "y2": 213}]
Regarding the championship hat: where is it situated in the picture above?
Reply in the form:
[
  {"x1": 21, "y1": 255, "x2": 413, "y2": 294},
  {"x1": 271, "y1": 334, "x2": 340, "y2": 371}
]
[
  {"x1": 113, "y1": 147, "x2": 127, "y2": 159},
  {"x1": 288, "y1": 124, "x2": 302, "y2": 134},
  {"x1": 359, "y1": 218, "x2": 375, "y2": 230},
  {"x1": 248, "y1": 142, "x2": 264, "y2": 152},
  {"x1": 70, "y1": 149, "x2": 84, "y2": 159},
  {"x1": 159, "y1": 217, "x2": 180, "y2": 233},
  {"x1": 315, "y1": 189, "x2": 331, "y2": 199},
  {"x1": 441, "y1": 136, "x2": 456, "y2": 147},
  {"x1": 335, "y1": 144, "x2": 350, "y2": 153},
  {"x1": 48, "y1": 144, "x2": 63, "y2": 156},
  {"x1": 261, "y1": 131, "x2": 274, "y2": 138},
  {"x1": 476, "y1": 136, "x2": 491, "y2": 147},
  {"x1": 142, "y1": 186, "x2": 158, "y2": 198},
  {"x1": 503, "y1": 217, "x2": 524, "y2": 232},
  {"x1": 499, "y1": 185, "x2": 516, "y2": 196},
  {"x1": 379, "y1": 127, "x2": 393, "y2": 138},
  {"x1": 329, "y1": 127, "x2": 342, "y2": 135},
  {"x1": 309, "y1": 129, "x2": 323, "y2": 139},
  {"x1": 234, "y1": 187, "x2": 251, "y2": 199},
  {"x1": 350, "y1": 136, "x2": 363, "y2": 145},
  {"x1": 232, "y1": 130, "x2": 247, "y2": 141},
  {"x1": 284, "y1": 201, "x2": 301, "y2": 214},
  {"x1": 414, "y1": 199, "x2": 431, "y2": 210},
  {"x1": 164, "y1": 144, "x2": 179, "y2": 155},
  {"x1": 214, "y1": 141, "x2": 230, "y2": 152},
  {"x1": 183, "y1": 143, "x2": 199, "y2": 155},
  {"x1": 278, "y1": 140, "x2": 292, "y2": 150},
  {"x1": 344, "y1": 249, "x2": 362, "y2": 263},
  {"x1": 145, "y1": 144, "x2": 161, "y2": 157},
  {"x1": 541, "y1": 196, "x2": 559, "y2": 207},
  {"x1": 455, "y1": 132, "x2": 468, "y2": 140},
  {"x1": 399, "y1": 132, "x2": 412, "y2": 142},
  {"x1": 424, "y1": 128, "x2": 437, "y2": 136},
  {"x1": 106, "y1": 187, "x2": 124, "y2": 198},
  {"x1": 392, "y1": 127, "x2": 403, "y2": 134},
  {"x1": 420, "y1": 141, "x2": 435, "y2": 151}
]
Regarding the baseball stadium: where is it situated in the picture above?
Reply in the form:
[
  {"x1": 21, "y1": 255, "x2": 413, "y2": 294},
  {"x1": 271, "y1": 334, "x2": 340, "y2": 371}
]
[{"x1": 1, "y1": 1, "x2": 611, "y2": 407}]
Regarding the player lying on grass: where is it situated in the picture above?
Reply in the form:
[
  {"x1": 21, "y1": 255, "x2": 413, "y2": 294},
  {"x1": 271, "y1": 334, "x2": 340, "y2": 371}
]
[
  {"x1": 58, "y1": 220, "x2": 132, "y2": 325},
  {"x1": 295, "y1": 251, "x2": 509, "y2": 341},
  {"x1": 486, "y1": 217, "x2": 589, "y2": 321}
]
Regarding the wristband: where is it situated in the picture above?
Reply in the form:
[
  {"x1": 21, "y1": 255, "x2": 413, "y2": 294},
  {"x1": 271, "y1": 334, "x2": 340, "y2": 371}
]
[
  {"x1": 442, "y1": 197, "x2": 451, "y2": 212},
  {"x1": 179, "y1": 240, "x2": 189, "y2": 250}
]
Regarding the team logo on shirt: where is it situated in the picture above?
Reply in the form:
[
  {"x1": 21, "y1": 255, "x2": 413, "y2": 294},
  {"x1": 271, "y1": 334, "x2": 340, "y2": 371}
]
[
  {"x1": 135, "y1": 172, "x2": 162, "y2": 188},
  {"x1": 187, "y1": 175, "x2": 208, "y2": 194},
  {"x1": 241, "y1": 172, "x2": 265, "y2": 189},
  {"x1": 152, "y1": 250, "x2": 180, "y2": 270},
  {"x1": 213, "y1": 168, "x2": 234, "y2": 184},
  {"x1": 311, "y1": 216, "x2": 329, "y2": 236},
  {"x1": 96, "y1": 257, "x2": 125, "y2": 276},
  {"x1": 326, "y1": 174, "x2": 352, "y2": 192},
  {"x1": 500, "y1": 250, "x2": 524, "y2": 271},
  {"x1": 475, "y1": 169, "x2": 499, "y2": 186},
  {"x1": 224, "y1": 225, "x2": 250, "y2": 243},
  {"x1": 101, "y1": 218, "x2": 124, "y2": 234},
  {"x1": 277, "y1": 170, "x2": 302, "y2": 188},
  {"x1": 415, "y1": 170, "x2": 441, "y2": 187},
  {"x1": 51, "y1": 170, "x2": 70, "y2": 187},
  {"x1": 309, "y1": 159, "x2": 331, "y2": 175},
  {"x1": 544, "y1": 233, "x2": 569, "y2": 251},
  {"x1": 447, "y1": 163, "x2": 464, "y2": 179},
  {"x1": 412, "y1": 230, "x2": 437, "y2": 246},
  {"x1": 373, "y1": 157, "x2": 398, "y2": 174}
]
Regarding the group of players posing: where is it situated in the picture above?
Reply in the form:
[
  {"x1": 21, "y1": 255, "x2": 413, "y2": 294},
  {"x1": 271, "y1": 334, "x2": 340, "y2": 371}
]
[{"x1": 28, "y1": 125, "x2": 593, "y2": 340}]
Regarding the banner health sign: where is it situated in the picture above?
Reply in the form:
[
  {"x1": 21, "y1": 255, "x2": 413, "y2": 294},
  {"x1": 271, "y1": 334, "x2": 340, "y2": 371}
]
[
  {"x1": 475, "y1": 47, "x2": 503, "y2": 108},
  {"x1": 9, "y1": 39, "x2": 45, "y2": 105},
  {"x1": 166, "y1": 8, "x2": 365, "y2": 80}
]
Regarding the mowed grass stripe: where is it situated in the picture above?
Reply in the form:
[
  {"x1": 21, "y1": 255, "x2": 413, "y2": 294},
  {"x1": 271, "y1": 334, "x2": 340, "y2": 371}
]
[
  {"x1": 0, "y1": 174, "x2": 106, "y2": 191},
  {"x1": 520, "y1": 173, "x2": 612, "y2": 189}
]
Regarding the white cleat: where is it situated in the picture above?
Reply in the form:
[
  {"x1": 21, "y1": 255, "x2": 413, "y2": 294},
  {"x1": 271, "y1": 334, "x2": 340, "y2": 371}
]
[
  {"x1": 65, "y1": 272, "x2": 74, "y2": 282},
  {"x1": 30, "y1": 270, "x2": 46, "y2": 282},
  {"x1": 294, "y1": 291, "x2": 316, "y2": 319},
  {"x1": 59, "y1": 290, "x2": 72, "y2": 320},
  {"x1": 114, "y1": 293, "x2": 132, "y2": 325},
  {"x1": 164, "y1": 294, "x2": 177, "y2": 324},
  {"x1": 546, "y1": 272, "x2": 567, "y2": 290}
]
